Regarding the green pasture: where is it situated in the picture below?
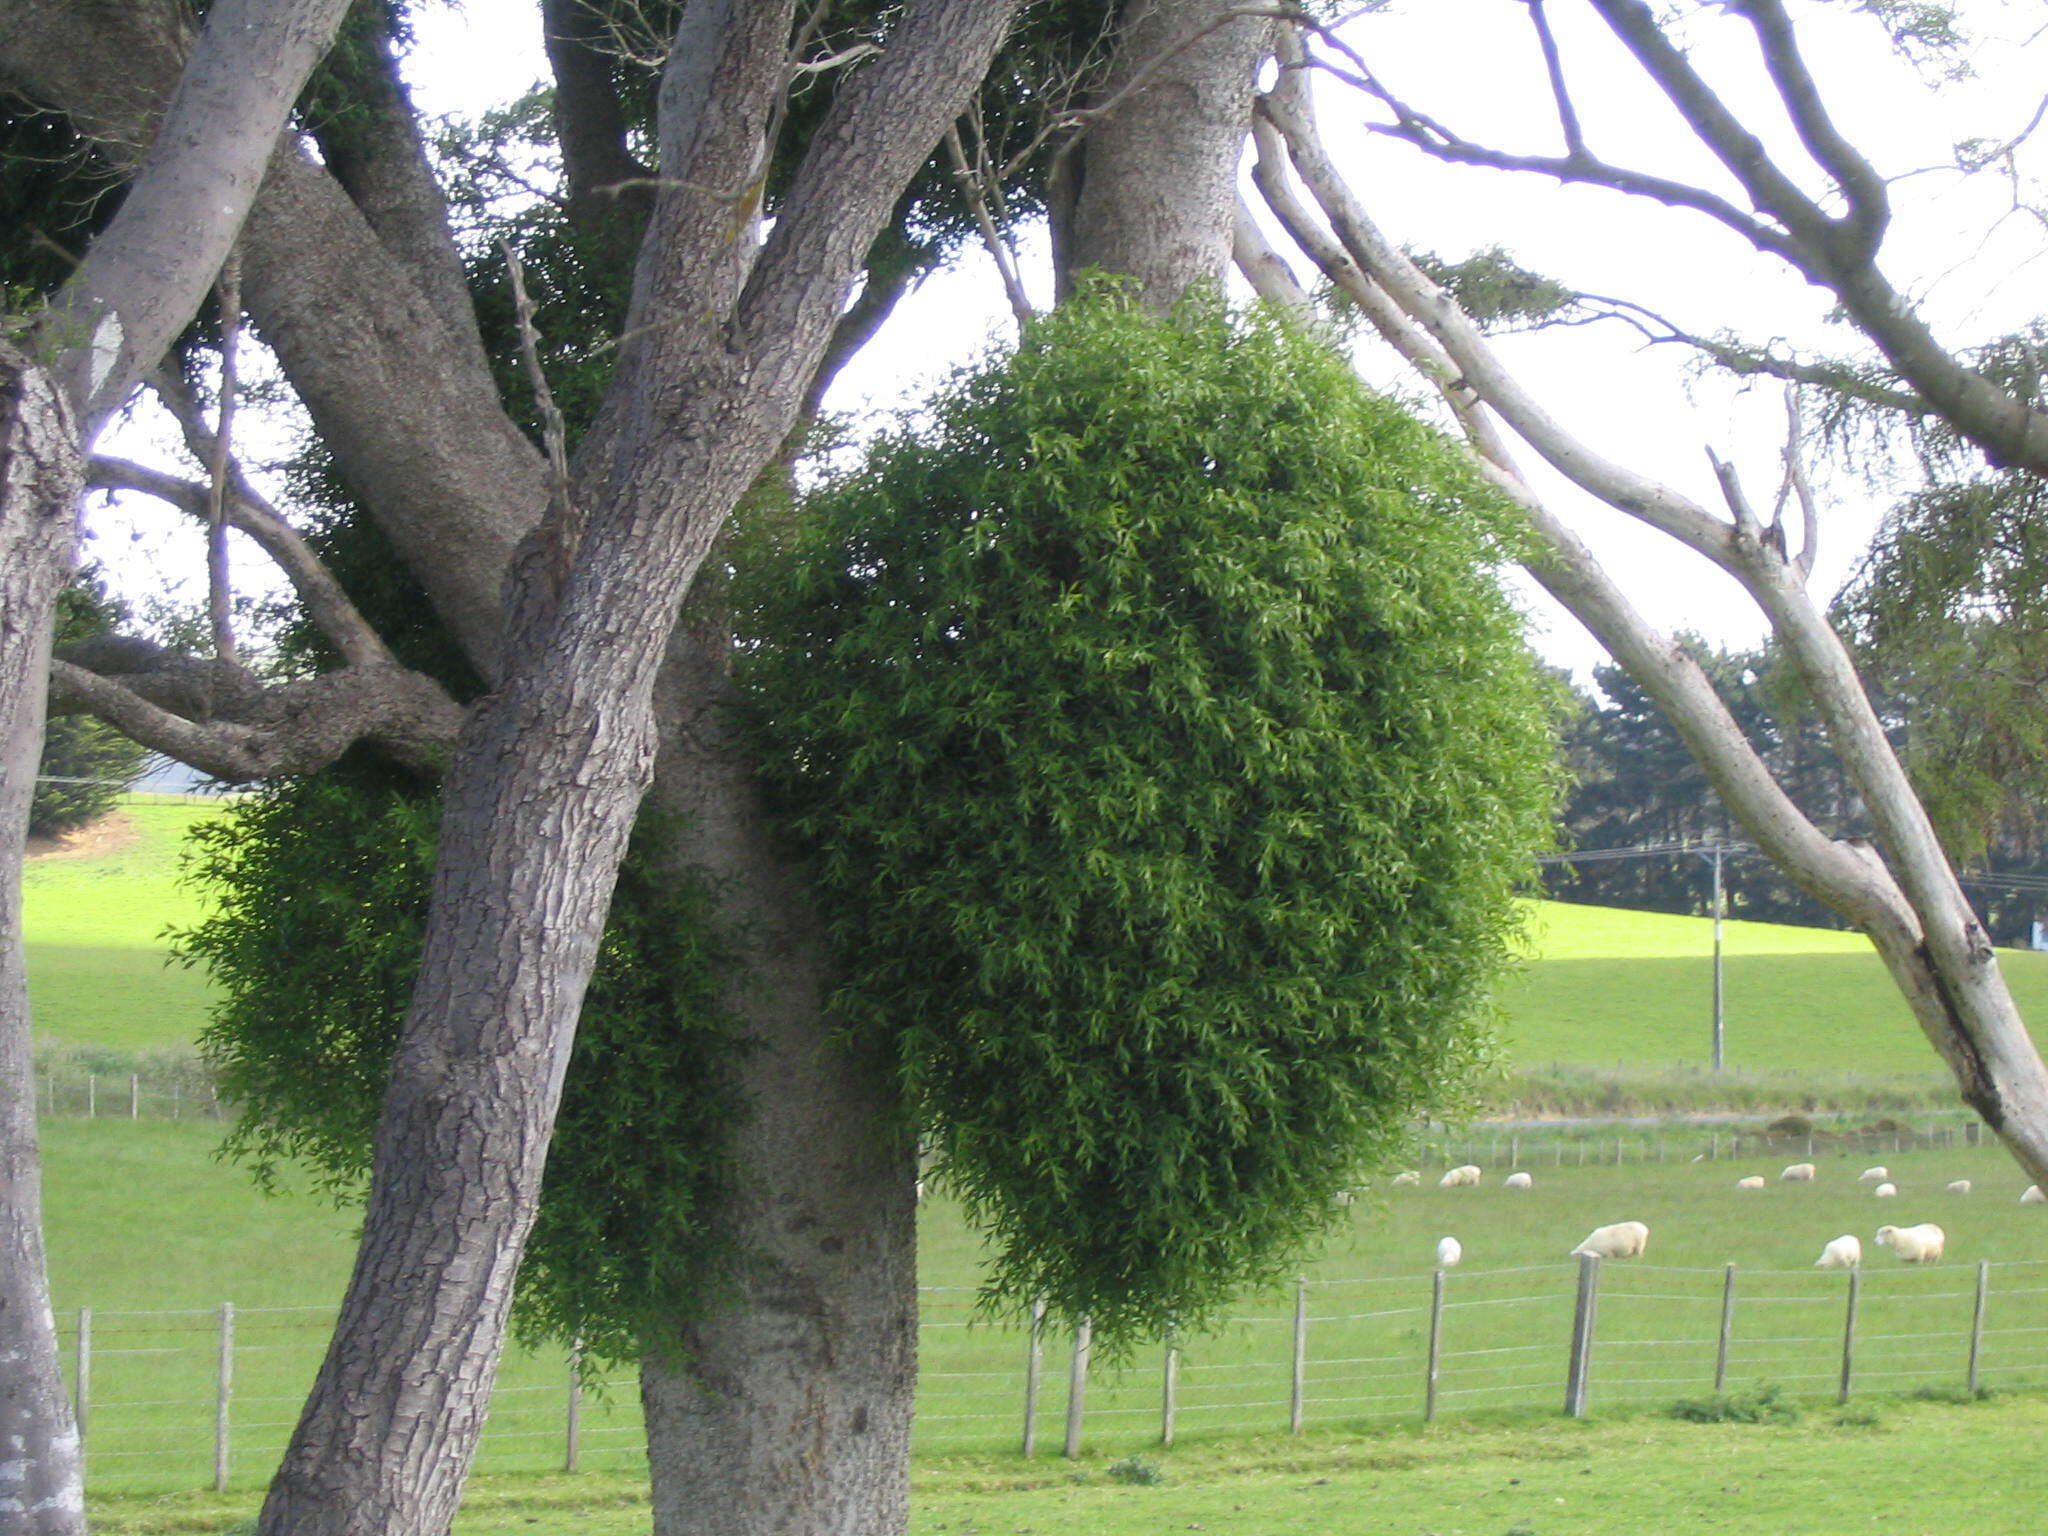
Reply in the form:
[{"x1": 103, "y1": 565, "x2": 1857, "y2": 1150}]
[
  {"x1": 84, "y1": 1391, "x2": 2048, "y2": 1536},
  {"x1": 47, "y1": 1119, "x2": 2048, "y2": 1498},
  {"x1": 23, "y1": 796, "x2": 222, "y2": 1054},
  {"x1": 1499, "y1": 900, "x2": 2048, "y2": 1078}
]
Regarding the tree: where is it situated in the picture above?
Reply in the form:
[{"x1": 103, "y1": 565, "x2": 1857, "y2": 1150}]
[
  {"x1": 0, "y1": 4, "x2": 365, "y2": 1528},
  {"x1": 1239, "y1": 2, "x2": 2048, "y2": 1179}
]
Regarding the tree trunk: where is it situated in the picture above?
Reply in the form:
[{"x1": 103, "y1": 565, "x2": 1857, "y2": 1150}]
[
  {"x1": 638, "y1": 614, "x2": 919, "y2": 1536},
  {"x1": 1054, "y1": 0, "x2": 1274, "y2": 305},
  {"x1": 0, "y1": 346, "x2": 88, "y2": 1536}
]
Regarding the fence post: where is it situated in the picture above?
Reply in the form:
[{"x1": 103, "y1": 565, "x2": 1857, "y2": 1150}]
[
  {"x1": 565, "y1": 1338, "x2": 583, "y2": 1473},
  {"x1": 1062, "y1": 1318, "x2": 1092, "y2": 1458},
  {"x1": 1424, "y1": 1267, "x2": 1446, "y2": 1423},
  {"x1": 1161, "y1": 1341, "x2": 1179, "y2": 1447},
  {"x1": 1564, "y1": 1254, "x2": 1600, "y2": 1418},
  {"x1": 129, "y1": 1074, "x2": 139, "y2": 1120},
  {"x1": 1710, "y1": 1132, "x2": 1719, "y2": 1161},
  {"x1": 215, "y1": 1302, "x2": 234, "y2": 1492},
  {"x1": 1968, "y1": 1260, "x2": 1989, "y2": 1395},
  {"x1": 1967, "y1": 1121, "x2": 1981, "y2": 1147},
  {"x1": 1021, "y1": 1296, "x2": 1046, "y2": 1457},
  {"x1": 1806, "y1": 1132, "x2": 1814, "y2": 1157},
  {"x1": 1715, "y1": 1264, "x2": 1737, "y2": 1393},
  {"x1": 1510, "y1": 1135, "x2": 1520, "y2": 1169},
  {"x1": 74, "y1": 1307, "x2": 91, "y2": 1461},
  {"x1": 1290, "y1": 1277, "x2": 1308, "y2": 1434},
  {"x1": 87, "y1": 1074, "x2": 95, "y2": 1119},
  {"x1": 1837, "y1": 1267, "x2": 1861, "y2": 1405},
  {"x1": 171, "y1": 1084, "x2": 181, "y2": 1119}
]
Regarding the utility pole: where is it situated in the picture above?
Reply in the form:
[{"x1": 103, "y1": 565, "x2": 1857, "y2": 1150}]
[{"x1": 1710, "y1": 841, "x2": 1725, "y2": 1074}]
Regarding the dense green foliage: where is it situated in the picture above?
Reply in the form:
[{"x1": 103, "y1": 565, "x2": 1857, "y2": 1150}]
[
  {"x1": 33, "y1": 580, "x2": 147, "y2": 838},
  {"x1": 738, "y1": 294, "x2": 1559, "y2": 1341},
  {"x1": 176, "y1": 772, "x2": 746, "y2": 1363}
]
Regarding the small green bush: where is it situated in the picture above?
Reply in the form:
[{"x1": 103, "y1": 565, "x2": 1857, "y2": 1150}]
[
  {"x1": 738, "y1": 289, "x2": 1559, "y2": 1341},
  {"x1": 1106, "y1": 1455, "x2": 1167, "y2": 1486},
  {"x1": 1669, "y1": 1384, "x2": 1801, "y2": 1424}
]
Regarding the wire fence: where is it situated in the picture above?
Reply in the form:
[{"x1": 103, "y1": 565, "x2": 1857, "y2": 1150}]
[{"x1": 65, "y1": 1254, "x2": 2048, "y2": 1494}]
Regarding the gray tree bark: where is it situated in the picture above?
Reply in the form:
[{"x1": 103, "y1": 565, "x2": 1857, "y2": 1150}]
[{"x1": 0, "y1": 348, "x2": 87, "y2": 1536}]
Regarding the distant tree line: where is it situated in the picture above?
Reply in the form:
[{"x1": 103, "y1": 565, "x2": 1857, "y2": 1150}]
[{"x1": 1547, "y1": 641, "x2": 2048, "y2": 949}]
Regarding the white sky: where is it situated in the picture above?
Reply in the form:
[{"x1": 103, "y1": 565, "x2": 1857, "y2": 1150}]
[{"x1": 86, "y1": 0, "x2": 2048, "y2": 684}]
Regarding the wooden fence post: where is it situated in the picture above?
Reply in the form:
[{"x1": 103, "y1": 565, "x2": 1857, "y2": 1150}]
[
  {"x1": 1564, "y1": 1254, "x2": 1600, "y2": 1418},
  {"x1": 74, "y1": 1307, "x2": 91, "y2": 1461},
  {"x1": 1425, "y1": 1267, "x2": 1446, "y2": 1423},
  {"x1": 215, "y1": 1302, "x2": 234, "y2": 1492},
  {"x1": 87, "y1": 1074, "x2": 95, "y2": 1119},
  {"x1": 565, "y1": 1338, "x2": 583, "y2": 1473},
  {"x1": 1715, "y1": 1264, "x2": 1736, "y2": 1393},
  {"x1": 1837, "y1": 1267, "x2": 1861, "y2": 1405},
  {"x1": 1161, "y1": 1342, "x2": 1179, "y2": 1447},
  {"x1": 1290, "y1": 1277, "x2": 1309, "y2": 1434},
  {"x1": 1510, "y1": 1135, "x2": 1520, "y2": 1169},
  {"x1": 1021, "y1": 1296, "x2": 1046, "y2": 1457},
  {"x1": 1968, "y1": 1260, "x2": 1989, "y2": 1395},
  {"x1": 1062, "y1": 1319, "x2": 1092, "y2": 1458},
  {"x1": 129, "y1": 1074, "x2": 139, "y2": 1120}
]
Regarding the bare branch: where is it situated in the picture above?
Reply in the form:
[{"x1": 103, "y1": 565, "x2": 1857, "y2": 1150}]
[
  {"x1": 205, "y1": 249, "x2": 241, "y2": 670},
  {"x1": 89, "y1": 452, "x2": 400, "y2": 672},
  {"x1": 1782, "y1": 387, "x2": 1821, "y2": 580},
  {"x1": 1522, "y1": 0, "x2": 1586, "y2": 157},
  {"x1": 501, "y1": 242, "x2": 573, "y2": 519},
  {"x1": 945, "y1": 123, "x2": 1034, "y2": 327}
]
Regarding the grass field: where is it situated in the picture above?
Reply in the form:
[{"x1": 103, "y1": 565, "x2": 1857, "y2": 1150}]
[
  {"x1": 83, "y1": 1392, "x2": 2048, "y2": 1535},
  {"x1": 23, "y1": 796, "x2": 222, "y2": 1055}
]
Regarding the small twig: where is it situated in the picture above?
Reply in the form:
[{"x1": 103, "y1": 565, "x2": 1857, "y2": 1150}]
[
  {"x1": 206, "y1": 249, "x2": 242, "y2": 671},
  {"x1": 1782, "y1": 387, "x2": 1821, "y2": 580},
  {"x1": 1706, "y1": 447, "x2": 1762, "y2": 540},
  {"x1": 945, "y1": 124, "x2": 1033, "y2": 328},
  {"x1": 1523, "y1": 0, "x2": 1587, "y2": 156},
  {"x1": 501, "y1": 240, "x2": 573, "y2": 517}
]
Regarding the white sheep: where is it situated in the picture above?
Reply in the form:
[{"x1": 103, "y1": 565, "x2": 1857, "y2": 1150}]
[
  {"x1": 2023, "y1": 1185, "x2": 2047, "y2": 1205},
  {"x1": 1735, "y1": 1175, "x2": 1766, "y2": 1190},
  {"x1": 1872, "y1": 1182, "x2": 1898, "y2": 1198},
  {"x1": 1332, "y1": 1189, "x2": 1356, "y2": 1207},
  {"x1": 1946, "y1": 1180, "x2": 1972, "y2": 1195},
  {"x1": 1780, "y1": 1163, "x2": 1817, "y2": 1183},
  {"x1": 1569, "y1": 1220, "x2": 1649, "y2": 1260},
  {"x1": 1391, "y1": 1170, "x2": 1422, "y2": 1188},
  {"x1": 1857, "y1": 1166, "x2": 1889, "y2": 1183},
  {"x1": 1814, "y1": 1234, "x2": 1862, "y2": 1269},
  {"x1": 1875, "y1": 1223, "x2": 1946, "y2": 1263},
  {"x1": 1436, "y1": 1235, "x2": 1463, "y2": 1268},
  {"x1": 1503, "y1": 1171, "x2": 1534, "y2": 1190},
  {"x1": 1438, "y1": 1164, "x2": 1482, "y2": 1189}
]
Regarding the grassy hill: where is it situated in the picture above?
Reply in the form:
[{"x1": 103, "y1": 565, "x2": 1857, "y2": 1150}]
[
  {"x1": 23, "y1": 795, "x2": 222, "y2": 1055},
  {"x1": 22, "y1": 796, "x2": 2048, "y2": 1091}
]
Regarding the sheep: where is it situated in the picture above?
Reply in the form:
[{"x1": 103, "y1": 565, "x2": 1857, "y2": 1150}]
[
  {"x1": 1946, "y1": 1180, "x2": 1972, "y2": 1195},
  {"x1": 1875, "y1": 1223, "x2": 1946, "y2": 1263},
  {"x1": 1735, "y1": 1175, "x2": 1766, "y2": 1190},
  {"x1": 1503, "y1": 1171, "x2": 1534, "y2": 1190},
  {"x1": 1857, "y1": 1166, "x2": 1889, "y2": 1183},
  {"x1": 1391, "y1": 1170, "x2": 1422, "y2": 1188},
  {"x1": 1814, "y1": 1234, "x2": 1862, "y2": 1269},
  {"x1": 2023, "y1": 1185, "x2": 2047, "y2": 1205},
  {"x1": 1331, "y1": 1189, "x2": 1356, "y2": 1207},
  {"x1": 1569, "y1": 1220, "x2": 1649, "y2": 1260},
  {"x1": 1435, "y1": 1235, "x2": 1463, "y2": 1268},
  {"x1": 1872, "y1": 1182, "x2": 1898, "y2": 1198},
  {"x1": 1438, "y1": 1164, "x2": 1482, "y2": 1189},
  {"x1": 1780, "y1": 1163, "x2": 1817, "y2": 1183}
]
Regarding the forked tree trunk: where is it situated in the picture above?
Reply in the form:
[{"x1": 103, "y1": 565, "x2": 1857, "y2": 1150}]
[{"x1": 0, "y1": 346, "x2": 88, "y2": 1536}]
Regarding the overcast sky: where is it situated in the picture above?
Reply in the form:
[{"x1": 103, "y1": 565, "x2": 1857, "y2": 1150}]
[{"x1": 88, "y1": 0, "x2": 2048, "y2": 684}]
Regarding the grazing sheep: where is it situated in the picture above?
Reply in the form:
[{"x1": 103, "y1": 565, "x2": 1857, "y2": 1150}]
[
  {"x1": 1873, "y1": 1182, "x2": 1898, "y2": 1198},
  {"x1": 1858, "y1": 1166, "x2": 1889, "y2": 1183},
  {"x1": 1875, "y1": 1223, "x2": 1946, "y2": 1263},
  {"x1": 1438, "y1": 1164, "x2": 1483, "y2": 1189},
  {"x1": 1946, "y1": 1180, "x2": 1972, "y2": 1195},
  {"x1": 2024, "y1": 1185, "x2": 2047, "y2": 1205},
  {"x1": 1569, "y1": 1220, "x2": 1650, "y2": 1260},
  {"x1": 1780, "y1": 1163, "x2": 1817, "y2": 1183},
  {"x1": 1436, "y1": 1235, "x2": 1463, "y2": 1268},
  {"x1": 1391, "y1": 1170, "x2": 1422, "y2": 1188},
  {"x1": 1332, "y1": 1189, "x2": 1356, "y2": 1207},
  {"x1": 1736, "y1": 1175, "x2": 1766, "y2": 1190},
  {"x1": 1503, "y1": 1171, "x2": 1534, "y2": 1190},
  {"x1": 1815, "y1": 1234, "x2": 1862, "y2": 1269}
]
